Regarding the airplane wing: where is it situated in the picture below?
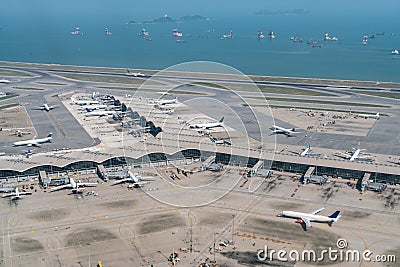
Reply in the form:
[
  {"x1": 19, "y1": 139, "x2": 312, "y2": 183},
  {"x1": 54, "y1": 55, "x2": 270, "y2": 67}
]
[
  {"x1": 32, "y1": 106, "x2": 45, "y2": 110},
  {"x1": 335, "y1": 152, "x2": 351, "y2": 159},
  {"x1": 111, "y1": 178, "x2": 132, "y2": 185},
  {"x1": 301, "y1": 217, "x2": 312, "y2": 228},
  {"x1": 311, "y1": 207, "x2": 325, "y2": 215},
  {"x1": 49, "y1": 184, "x2": 72, "y2": 192},
  {"x1": 19, "y1": 191, "x2": 33, "y2": 196},
  {"x1": 2, "y1": 193, "x2": 16, "y2": 198},
  {"x1": 138, "y1": 176, "x2": 155, "y2": 181},
  {"x1": 77, "y1": 182, "x2": 98, "y2": 187},
  {"x1": 49, "y1": 105, "x2": 57, "y2": 109}
]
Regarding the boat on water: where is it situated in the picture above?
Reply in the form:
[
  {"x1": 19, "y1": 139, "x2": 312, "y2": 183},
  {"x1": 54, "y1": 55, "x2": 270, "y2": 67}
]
[
  {"x1": 104, "y1": 27, "x2": 112, "y2": 36},
  {"x1": 257, "y1": 30, "x2": 265, "y2": 39},
  {"x1": 71, "y1": 27, "x2": 83, "y2": 35},
  {"x1": 324, "y1": 32, "x2": 338, "y2": 41},
  {"x1": 268, "y1": 31, "x2": 275, "y2": 39},
  {"x1": 362, "y1": 34, "x2": 368, "y2": 45},
  {"x1": 391, "y1": 49, "x2": 399, "y2": 55},
  {"x1": 176, "y1": 39, "x2": 185, "y2": 43},
  {"x1": 172, "y1": 29, "x2": 183, "y2": 37}
]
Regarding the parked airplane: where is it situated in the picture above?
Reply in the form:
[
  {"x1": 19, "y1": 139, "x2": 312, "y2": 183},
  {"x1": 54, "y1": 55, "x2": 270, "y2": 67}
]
[
  {"x1": 270, "y1": 125, "x2": 300, "y2": 136},
  {"x1": 72, "y1": 99, "x2": 99, "y2": 106},
  {"x1": 300, "y1": 144, "x2": 311, "y2": 156},
  {"x1": 291, "y1": 144, "x2": 322, "y2": 157},
  {"x1": 13, "y1": 133, "x2": 52, "y2": 147},
  {"x1": 2, "y1": 187, "x2": 32, "y2": 200},
  {"x1": 84, "y1": 109, "x2": 116, "y2": 117},
  {"x1": 12, "y1": 129, "x2": 32, "y2": 137},
  {"x1": 126, "y1": 69, "x2": 145, "y2": 77},
  {"x1": 156, "y1": 96, "x2": 178, "y2": 106},
  {"x1": 356, "y1": 112, "x2": 380, "y2": 119},
  {"x1": 278, "y1": 207, "x2": 341, "y2": 229},
  {"x1": 111, "y1": 171, "x2": 154, "y2": 187},
  {"x1": 78, "y1": 104, "x2": 107, "y2": 111},
  {"x1": 335, "y1": 148, "x2": 372, "y2": 162},
  {"x1": 189, "y1": 117, "x2": 224, "y2": 130},
  {"x1": 0, "y1": 78, "x2": 11, "y2": 83},
  {"x1": 33, "y1": 103, "x2": 57, "y2": 112},
  {"x1": 49, "y1": 177, "x2": 98, "y2": 194}
]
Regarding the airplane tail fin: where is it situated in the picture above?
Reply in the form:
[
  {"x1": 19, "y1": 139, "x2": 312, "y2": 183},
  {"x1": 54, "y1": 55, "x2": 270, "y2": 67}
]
[
  {"x1": 292, "y1": 128, "x2": 296, "y2": 132},
  {"x1": 86, "y1": 108, "x2": 92, "y2": 112},
  {"x1": 328, "y1": 211, "x2": 340, "y2": 219},
  {"x1": 127, "y1": 69, "x2": 131, "y2": 74},
  {"x1": 47, "y1": 133, "x2": 53, "y2": 138},
  {"x1": 219, "y1": 117, "x2": 224, "y2": 123}
]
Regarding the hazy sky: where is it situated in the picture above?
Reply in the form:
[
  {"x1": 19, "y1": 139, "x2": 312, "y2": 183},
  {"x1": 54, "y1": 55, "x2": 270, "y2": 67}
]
[{"x1": 2, "y1": 0, "x2": 399, "y2": 20}]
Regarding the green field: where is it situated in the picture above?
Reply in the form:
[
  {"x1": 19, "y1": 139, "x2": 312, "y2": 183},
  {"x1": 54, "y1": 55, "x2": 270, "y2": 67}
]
[
  {"x1": 97, "y1": 86, "x2": 206, "y2": 95},
  {"x1": 192, "y1": 82, "x2": 334, "y2": 96},
  {"x1": 245, "y1": 97, "x2": 390, "y2": 108},
  {"x1": 0, "y1": 93, "x2": 19, "y2": 101},
  {"x1": 267, "y1": 105, "x2": 388, "y2": 116},
  {"x1": 53, "y1": 72, "x2": 162, "y2": 86},
  {"x1": 347, "y1": 90, "x2": 400, "y2": 99},
  {"x1": 0, "y1": 103, "x2": 19, "y2": 110},
  {"x1": 0, "y1": 69, "x2": 32, "y2": 77},
  {"x1": 36, "y1": 82, "x2": 67, "y2": 86},
  {"x1": 12, "y1": 86, "x2": 44, "y2": 91}
]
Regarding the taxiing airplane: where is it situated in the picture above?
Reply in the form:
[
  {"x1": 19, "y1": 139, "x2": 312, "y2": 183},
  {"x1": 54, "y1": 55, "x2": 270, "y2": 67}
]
[
  {"x1": 126, "y1": 69, "x2": 145, "y2": 77},
  {"x1": 355, "y1": 112, "x2": 380, "y2": 119},
  {"x1": 189, "y1": 117, "x2": 224, "y2": 130},
  {"x1": 33, "y1": 104, "x2": 57, "y2": 112},
  {"x1": 111, "y1": 171, "x2": 154, "y2": 187},
  {"x1": 156, "y1": 96, "x2": 178, "y2": 106},
  {"x1": 335, "y1": 148, "x2": 372, "y2": 162},
  {"x1": 270, "y1": 125, "x2": 300, "y2": 136},
  {"x1": 2, "y1": 187, "x2": 32, "y2": 200},
  {"x1": 0, "y1": 78, "x2": 11, "y2": 83},
  {"x1": 278, "y1": 207, "x2": 341, "y2": 229},
  {"x1": 49, "y1": 177, "x2": 97, "y2": 194},
  {"x1": 13, "y1": 133, "x2": 52, "y2": 147}
]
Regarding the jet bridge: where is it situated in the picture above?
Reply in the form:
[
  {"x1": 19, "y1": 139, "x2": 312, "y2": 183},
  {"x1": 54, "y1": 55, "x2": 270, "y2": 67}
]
[
  {"x1": 199, "y1": 156, "x2": 216, "y2": 171},
  {"x1": 39, "y1": 170, "x2": 50, "y2": 188}
]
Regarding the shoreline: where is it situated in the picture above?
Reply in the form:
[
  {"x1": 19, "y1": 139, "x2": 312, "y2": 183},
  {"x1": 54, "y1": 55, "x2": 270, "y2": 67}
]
[{"x1": 1, "y1": 60, "x2": 400, "y2": 89}]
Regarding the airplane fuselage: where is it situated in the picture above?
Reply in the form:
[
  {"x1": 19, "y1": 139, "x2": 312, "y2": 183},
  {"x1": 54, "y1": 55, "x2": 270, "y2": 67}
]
[
  {"x1": 13, "y1": 137, "x2": 52, "y2": 147},
  {"x1": 281, "y1": 211, "x2": 337, "y2": 223}
]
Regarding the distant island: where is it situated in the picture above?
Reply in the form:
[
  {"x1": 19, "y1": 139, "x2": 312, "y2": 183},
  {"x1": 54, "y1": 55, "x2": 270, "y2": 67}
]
[
  {"x1": 143, "y1": 15, "x2": 177, "y2": 24},
  {"x1": 180, "y1": 15, "x2": 210, "y2": 21},
  {"x1": 128, "y1": 15, "x2": 211, "y2": 24},
  {"x1": 255, "y1": 9, "x2": 309, "y2": 15}
]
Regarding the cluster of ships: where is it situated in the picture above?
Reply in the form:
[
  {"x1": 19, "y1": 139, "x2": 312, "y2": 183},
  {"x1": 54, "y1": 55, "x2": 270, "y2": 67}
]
[{"x1": 70, "y1": 26, "x2": 398, "y2": 54}]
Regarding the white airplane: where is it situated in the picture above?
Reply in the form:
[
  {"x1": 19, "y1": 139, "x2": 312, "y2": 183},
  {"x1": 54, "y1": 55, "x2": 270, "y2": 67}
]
[
  {"x1": 270, "y1": 125, "x2": 300, "y2": 136},
  {"x1": 278, "y1": 207, "x2": 341, "y2": 229},
  {"x1": 12, "y1": 129, "x2": 32, "y2": 137},
  {"x1": 72, "y1": 99, "x2": 99, "y2": 106},
  {"x1": 126, "y1": 69, "x2": 145, "y2": 77},
  {"x1": 356, "y1": 112, "x2": 380, "y2": 119},
  {"x1": 79, "y1": 104, "x2": 108, "y2": 111},
  {"x1": 49, "y1": 177, "x2": 98, "y2": 194},
  {"x1": 189, "y1": 117, "x2": 224, "y2": 130},
  {"x1": 155, "y1": 96, "x2": 178, "y2": 106},
  {"x1": 335, "y1": 148, "x2": 372, "y2": 162},
  {"x1": 32, "y1": 103, "x2": 57, "y2": 112},
  {"x1": 84, "y1": 109, "x2": 116, "y2": 117},
  {"x1": 0, "y1": 78, "x2": 11, "y2": 83},
  {"x1": 2, "y1": 187, "x2": 32, "y2": 200},
  {"x1": 13, "y1": 133, "x2": 52, "y2": 147},
  {"x1": 300, "y1": 144, "x2": 311, "y2": 156},
  {"x1": 111, "y1": 171, "x2": 154, "y2": 187}
]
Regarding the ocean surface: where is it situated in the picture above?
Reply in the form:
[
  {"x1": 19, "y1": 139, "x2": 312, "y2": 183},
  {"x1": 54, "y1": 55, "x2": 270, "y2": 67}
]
[{"x1": 0, "y1": 0, "x2": 399, "y2": 82}]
